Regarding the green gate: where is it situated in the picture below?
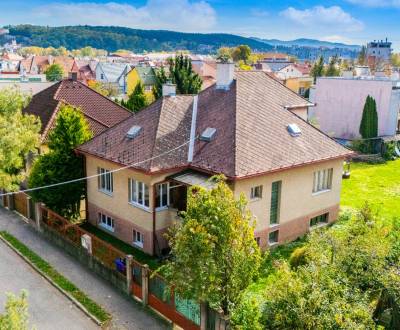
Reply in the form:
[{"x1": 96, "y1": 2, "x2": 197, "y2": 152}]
[{"x1": 175, "y1": 294, "x2": 201, "y2": 326}]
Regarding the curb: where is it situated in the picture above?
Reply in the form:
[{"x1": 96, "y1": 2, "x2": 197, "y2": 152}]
[{"x1": 0, "y1": 234, "x2": 110, "y2": 329}]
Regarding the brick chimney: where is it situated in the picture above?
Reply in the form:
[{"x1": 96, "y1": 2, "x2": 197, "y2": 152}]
[{"x1": 216, "y1": 61, "x2": 235, "y2": 90}]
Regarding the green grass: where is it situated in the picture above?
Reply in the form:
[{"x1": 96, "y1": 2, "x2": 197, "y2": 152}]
[
  {"x1": 341, "y1": 159, "x2": 400, "y2": 222},
  {"x1": 80, "y1": 222, "x2": 160, "y2": 270},
  {"x1": 247, "y1": 159, "x2": 400, "y2": 298},
  {"x1": 0, "y1": 231, "x2": 111, "y2": 324}
]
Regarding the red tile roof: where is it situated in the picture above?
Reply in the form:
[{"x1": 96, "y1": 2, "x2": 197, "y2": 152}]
[
  {"x1": 78, "y1": 71, "x2": 351, "y2": 179},
  {"x1": 23, "y1": 79, "x2": 132, "y2": 141}
]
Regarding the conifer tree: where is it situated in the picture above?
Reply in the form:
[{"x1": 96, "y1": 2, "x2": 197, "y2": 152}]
[
  {"x1": 124, "y1": 82, "x2": 148, "y2": 113},
  {"x1": 359, "y1": 95, "x2": 378, "y2": 139}
]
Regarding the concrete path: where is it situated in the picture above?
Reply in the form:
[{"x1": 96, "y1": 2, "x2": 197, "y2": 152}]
[
  {"x1": 0, "y1": 208, "x2": 169, "y2": 330},
  {"x1": 0, "y1": 239, "x2": 99, "y2": 330}
]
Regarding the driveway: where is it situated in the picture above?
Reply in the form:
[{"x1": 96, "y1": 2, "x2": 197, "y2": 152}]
[
  {"x1": 0, "y1": 208, "x2": 169, "y2": 330},
  {"x1": 0, "y1": 239, "x2": 98, "y2": 330}
]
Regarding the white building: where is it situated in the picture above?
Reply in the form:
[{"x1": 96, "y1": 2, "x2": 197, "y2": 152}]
[
  {"x1": 366, "y1": 39, "x2": 392, "y2": 62},
  {"x1": 95, "y1": 62, "x2": 131, "y2": 94}
]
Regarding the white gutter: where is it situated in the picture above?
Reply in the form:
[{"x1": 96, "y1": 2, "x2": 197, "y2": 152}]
[{"x1": 188, "y1": 95, "x2": 198, "y2": 163}]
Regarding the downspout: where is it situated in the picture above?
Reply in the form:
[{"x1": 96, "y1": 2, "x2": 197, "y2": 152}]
[{"x1": 188, "y1": 95, "x2": 199, "y2": 163}]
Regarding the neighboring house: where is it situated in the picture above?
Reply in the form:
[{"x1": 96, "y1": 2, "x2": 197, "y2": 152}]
[
  {"x1": 285, "y1": 76, "x2": 313, "y2": 97},
  {"x1": 75, "y1": 60, "x2": 97, "y2": 84},
  {"x1": 366, "y1": 39, "x2": 392, "y2": 63},
  {"x1": 276, "y1": 63, "x2": 311, "y2": 80},
  {"x1": 95, "y1": 62, "x2": 131, "y2": 94},
  {"x1": 0, "y1": 52, "x2": 23, "y2": 72},
  {"x1": 126, "y1": 66, "x2": 156, "y2": 98},
  {"x1": 309, "y1": 76, "x2": 400, "y2": 139},
  {"x1": 52, "y1": 56, "x2": 79, "y2": 78},
  {"x1": 77, "y1": 64, "x2": 351, "y2": 256},
  {"x1": 19, "y1": 55, "x2": 51, "y2": 74},
  {"x1": 23, "y1": 77, "x2": 132, "y2": 149},
  {"x1": 192, "y1": 60, "x2": 217, "y2": 90}
]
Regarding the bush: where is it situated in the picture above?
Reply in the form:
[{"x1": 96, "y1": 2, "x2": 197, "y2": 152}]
[
  {"x1": 231, "y1": 298, "x2": 262, "y2": 330},
  {"x1": 288, "y1": 246, "x2": 308, "y2": 269},
  {"x1": 381, "y1": 141, "x2": 397, "y2": 160}
]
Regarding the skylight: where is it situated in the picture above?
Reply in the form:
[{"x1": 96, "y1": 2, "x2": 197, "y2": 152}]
[
  {"x1": 126, "y1": 125, "x2": 142, "y2": 139},
  {"x1": 200, "y1": 127, "x2": 217, "y2": 142},
  {"x1": 287, "y1": 124, "x2": 301, "y2": 137}
]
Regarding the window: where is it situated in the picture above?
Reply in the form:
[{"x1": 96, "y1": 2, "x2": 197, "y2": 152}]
[
  {"x1": 270, "y1": 181, "x2": 282, "y2": 225},
  {"x1": 144, "y1": 85, "x2": 153, "y2": 92},
  {"x1": 129, "y1": 179, "x2": 150, "y2": 209},
  {"x1": 250, "y1": 185, "x2": 263, "y2": 199},
  {"x1": 133, "y1": 230, "x2": 144, "y2": 248},
  {"x1": 310, "y1": 213, "x2": 329, "y2": 227},
  {"x1": 313, "y1": 168, "x2": 333, "y2": 193},
  {"x1": 268, "y1": 230, "x2": 279, "y2": 245},
  {"x1": 156, "y1": 183, "x2": 169, "y2": 209},
  {"x1": 255, "y1": 237, "x2": 261, "y2": 246},
  {"x1": 100, "y1": 73, "x2": 104, "y2": 80},
  {"x1": 98, "y1": 213, "x2": 114, "y2": 232},
  {"x1": 98, "y1": 167, "x2": 113, "y2": 194}
]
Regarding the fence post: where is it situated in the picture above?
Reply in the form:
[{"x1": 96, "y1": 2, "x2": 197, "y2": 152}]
[
  {"x1": 200, "y1": 302, "x2": 207, "y2": 330},
  {"x1": 141, "y1": 264, "x2": 149, "y2": 306},
  {"x1": 7, "y1": 194, "x2": 14, "y2": 211},
  {"x1": 215, "y1": 312, "x2": 229, "y2": 330},
  {"x1": 34, "y1": 202, "x2": 42, "y2": 232},
  {"x1": 126, "y1": 255, "x2": 133, "y2": 295},
  {"x1": 26, "y1": 195, "x2": 32, "y2": 219}
]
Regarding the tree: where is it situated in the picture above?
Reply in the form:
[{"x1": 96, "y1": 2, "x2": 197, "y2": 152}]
[
  {"x1": 122, "y1": 82, "x2": 148, "y2": 113},
  {"x1": 359, "y1": 95, "x2": 378, "y2": 139},
  {"x1": 88, "y1": 81, "x2": 119, "y2": 98},
  {"x1": 161, "y1": 177, "x2": 261, "y2": 317},
  {"x1": 231, "y1": 45, "x2": 251, "y2": 63},
  {"x1": 325, "y1": 56, "x2": 340, "y2": 77},
  {"x1": 311, "y1": 56, "x2": 324, "y2": 83},
  {"x1": 28, "y1": 104, "x2": 92, "y2": 219},
  {"x1": 217, "y1": 47, "x2": 233, "y2": 63},
  {"x1": 0, "y1": 88, "x2": 40, "y2": 191},
  {"x1": 0, "y1": 291, "x2": 30, "y2": 330},
  {"x1": 152, "y1": 55, "x2": 202, "y2": 99},
  {"x1": 44, "y1": 63, "x2": 64, "y2": 81},
  {"x1": 357, "y1": 46, "x2": 367, "y2": 66}
]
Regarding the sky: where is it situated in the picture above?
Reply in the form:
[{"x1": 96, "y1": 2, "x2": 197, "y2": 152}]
[{"x1": 0, "y1": 0, "x2": 398, "y2": 48}]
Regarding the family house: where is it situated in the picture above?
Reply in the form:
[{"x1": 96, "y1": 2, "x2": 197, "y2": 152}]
[
  {"x1": 77, "y1": 64, "x2": 351, "y2": 256},
  {"x1": 125, "y1": 66, "x2": 156, "y2": 98},
  {"x1": 23, "y1": 77, "x2": 132, "y2": 150},
  {"x1": 95, "y1": 62, "x2": 131, "y2": 94}
]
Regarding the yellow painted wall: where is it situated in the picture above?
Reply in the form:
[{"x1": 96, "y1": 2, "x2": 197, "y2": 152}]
[
  {"x1": 285, "y1": 77, "x2": 313, "y2": 94},
  {"x1": 126, "y1": 69, "x2": 154, "y2": 103},
  {"x1": 233, "y1": 158, "x2": 344, "y2": 232}
]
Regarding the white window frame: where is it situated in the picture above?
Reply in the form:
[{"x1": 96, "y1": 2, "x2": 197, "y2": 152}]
[
  {"x1": 98, "y1": 168, "x2": 113, "y2": 195},
  {"x1": 250, "y1": 185, "x2": 263, "y2": 200},
  {"x1": 144, "y1": 85, "x2": 153, "y2": 92},
  {"x1": 312, "y1": 168, "x2": 333, "y2": 194},
  {"x1": 268, "y1": 230, "x2": 279, "y2": 246},
  {"x1": 129, "y1": 179, "x2": 150, "y2": 210},
  {"x1": 98, "y1": 213, "x2": 114, "y2": 232},
  {"x1": 133, "y1": 230, "x2": 144, "y2": 248},
  {"x1": 156, "y1": 182, "x2": 169, "y2": 210}
]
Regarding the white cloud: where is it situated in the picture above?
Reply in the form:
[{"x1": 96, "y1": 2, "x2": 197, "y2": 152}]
[
  {"x1": 31, "y1": 0, "x2": 216, "y2": 32},
  {"x1": 346, "y1": 0, "x2": 400, "y2": 8},
  {"x1": 280, "y1": 6, "x2": 364, "y2": 32}
]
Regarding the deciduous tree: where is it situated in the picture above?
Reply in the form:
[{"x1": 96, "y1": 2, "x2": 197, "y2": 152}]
[
  {"x1": 44, "y1": 63, "x2": 64, "y2": 81},
  {"x1": 0, "y1": 291, "x2": 30, "y2": 330},
  {"x1": 311, "y1": 56, "x2": 324, "y2": 83},
  {"x1": 0, "y1": 88, "x2": 40, "y2": 191}
]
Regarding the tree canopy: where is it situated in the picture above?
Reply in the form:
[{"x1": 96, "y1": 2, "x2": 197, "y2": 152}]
[
  {"x1": 161, "y1": 177, "x2": 261, "y2": 316},
  {"x1": 311, "y1": 56, "x2": 325, "y2": 82},
  {"x1": 28, "y1": 104, "x2": 92, "y2": 219},
  {"x1": 44, "y1": 63, "x2": 64, "y2": 82},
  {"x1": 0, "y1": 88, "x2": 40, "y2": 191},
  {"x1": 325, "y1": 56, "x2": 340, "y2": 77}
]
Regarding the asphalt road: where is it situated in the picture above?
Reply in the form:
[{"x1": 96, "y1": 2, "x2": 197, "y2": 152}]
[{"x1": 0, "y1": 239, "x2": 99, "y2": 330}]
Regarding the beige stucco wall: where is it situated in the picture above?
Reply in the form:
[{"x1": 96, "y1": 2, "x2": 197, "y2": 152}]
[{"x1": 233, "y1": 158, "x2": 344, "y2": 232}]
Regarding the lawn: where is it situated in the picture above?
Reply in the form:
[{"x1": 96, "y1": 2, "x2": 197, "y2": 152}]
[
  {"x1": 246, "y1": 158, "x2": 400, "y2": 299},
  {"x1": 80, "y1": 222, "x2": 161, "y2": 270}
]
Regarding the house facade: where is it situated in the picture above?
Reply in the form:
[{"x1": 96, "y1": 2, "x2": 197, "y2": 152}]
[
  {"x1": 125, "y1": 66, "x2": 156, "y2": 100},
  {"x1": 78, "y1": 66, "x2": 351, "y2": 256},
  {"x1": 95, "y1": 62, "x2": 131, "y2": 94}
]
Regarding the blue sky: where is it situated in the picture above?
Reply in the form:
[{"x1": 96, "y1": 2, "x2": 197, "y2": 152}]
[{"x1": 0, "y1": 0, "x2": 398, "y2": 48}]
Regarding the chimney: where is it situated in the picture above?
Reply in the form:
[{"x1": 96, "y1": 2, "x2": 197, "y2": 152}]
[
  {"x1": 162, "y1": 82, "x2": 176, "y2": 97},
  {"x1": 216, "y1": 61, "x2": 235, "y2": 90},
  {"x1": 69, "y1": 72, "x2": 78, "y2": 81}
]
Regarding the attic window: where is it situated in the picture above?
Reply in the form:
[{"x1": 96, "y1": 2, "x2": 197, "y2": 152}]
[
  {"x1": 287, "y1": 124, "x2": 301, "y2": 137},
  {"x1": 200, "y1": 127, "x2": 216, "y2": 142},
  {"x1": 127, "y1": 125, "x2": 142, "y2": 139}
]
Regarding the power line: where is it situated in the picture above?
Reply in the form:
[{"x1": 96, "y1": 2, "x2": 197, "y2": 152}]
[{"x1": 0, "y1": 138, "x2": 194, "y2": 197}]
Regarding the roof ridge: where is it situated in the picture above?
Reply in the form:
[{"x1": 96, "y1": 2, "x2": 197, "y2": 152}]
[{"x1": 149, "y1": 98, "x2": 166, "y2": 170}]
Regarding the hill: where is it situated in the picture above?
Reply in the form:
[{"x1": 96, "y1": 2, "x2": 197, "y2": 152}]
[
  {"x1": 253, "y1": 37, "x2": 361, "y2": 51},
  {"x1": 6, "y1": 25, "x2": 273, "y2": 54}
]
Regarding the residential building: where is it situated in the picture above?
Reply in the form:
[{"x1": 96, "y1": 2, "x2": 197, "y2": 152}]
[
  {"x1": 285, "y1": 76, "x2": 313, "y2": 97},
  {"x1": 95, "y1": 62, "x2": 131, "y2": 94},
  {"x1": 23, "y1": 77, "x2": 132, "y2": 149},
  {"x1": 0, "y1": 52, "x2": 23, "y2": 72},
  {"x1": 366, "y1": 39, "x2": 392, "y2": 63},
  {"x1": 125, "y1": 66, "x2": 156, "y2": 99},
  {"x1": 192, "y1": 60, "x2": 217, "y2": 90},
  {"x1": 19, "y1": 55, "x2": 51, "y2": 75},
  {"x1": 309, "y1": 76, "x2": 400, "y2": 139},
  {"x1": 275, "y1": 63, "x2": 311, "y2": 80},
  {"x1": 75, "y1": 60, "x2": 97, "y2": 84},
  {"x1": 77, "y1": 65, "x2": 351, "y2": 256}
]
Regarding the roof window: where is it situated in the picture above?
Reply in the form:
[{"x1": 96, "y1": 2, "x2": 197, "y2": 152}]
[
  {"x1": 287, "y1": 124, "x2": 301, "y2": 137},
  {"x1": 127, "y1": 125, "x2": 142, "y2": 139},
  {"x1": 200, "y1": 127, "x2": 217, "y2": 142}
]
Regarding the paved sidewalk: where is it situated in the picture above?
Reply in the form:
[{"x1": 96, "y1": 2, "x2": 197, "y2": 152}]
[
  {"x1": 0, "y1": 208, "x2": 169, "y2": 330},
  {"x1": 0, "y1": 239, "x2": 98, "y2": 330}
]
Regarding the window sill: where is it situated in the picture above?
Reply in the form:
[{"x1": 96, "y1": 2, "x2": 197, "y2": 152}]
[
  {"x1": 98, "y1": 189, "x2": 113, "y2": 197},
  {"x1": 269, "y1": 223, "x2": 280, "y2": 228},
  {"x1": 268, "y1": 241, "x2": 279, "y2": 247},
  {"x1": 312, "y1": 189, "x2": 331, "y2": 196},
  {"x1": 129, "y1": 202, "x2": 151, "y2": 213},
  {"x1": 250, "y1": 197, "x2": 262, "y2": 203},
  {"x1": 133, "y1": 242, "x2": 143, "y2": 249},
  {"x1": 310, "y1": 222, "x2": 328, "y2": 230},
  {"x1": 155, "y1": 206, "x2": 169, "y2": 212}
]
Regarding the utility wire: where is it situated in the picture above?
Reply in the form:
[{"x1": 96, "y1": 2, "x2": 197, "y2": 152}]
[{"x1": 0, "y1": 138, "x2": 194, "y2": 197}]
